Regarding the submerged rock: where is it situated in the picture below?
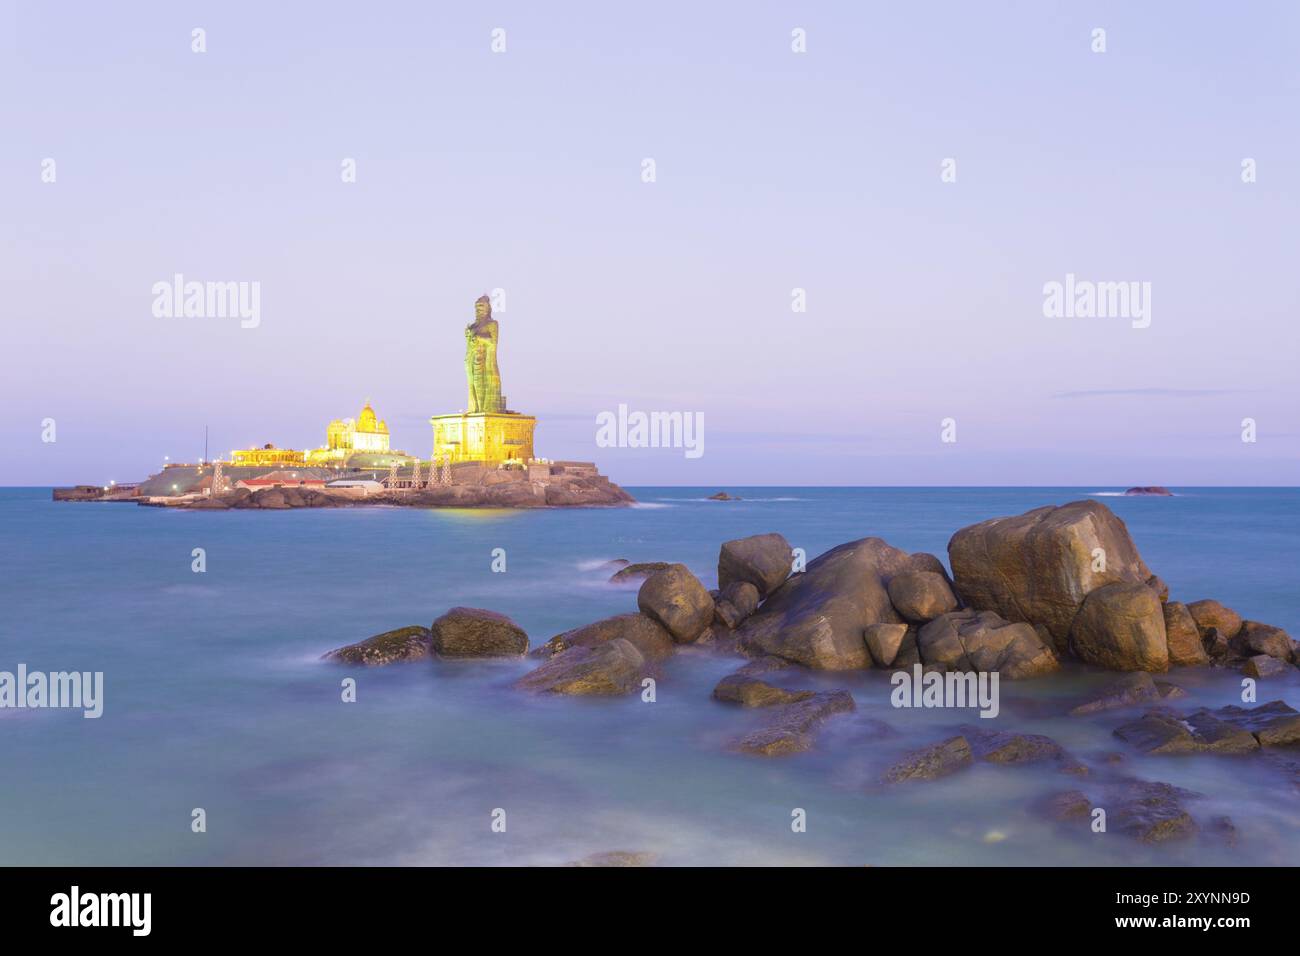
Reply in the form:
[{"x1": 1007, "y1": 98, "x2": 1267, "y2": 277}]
[
  {"x1": 1111, "y1": 781, "x2": 1199, "y2": 843},
  {"x1": 948, "y1": 500, "x2": 1155, "y2": 654},
  {"x1": 609, "y1": 561, "x2": 674, "y2": 584},
  {"x1": 962, "y1": 727, "x2": 1071, "y2": 767},
  {"x1": 1067, "y1": 672, "x2": 1185, "y2": 716},
  {"x1": 736, "y1": 537, "x2": 911, "y2": 670},
  {"x1": 515, "y1": 639, "x2": 649, "y2": 696},
  {"x1": 712, "y1": 673, "x2": 813, "y2": 708},
  {"x1": 916, "y1": 609, "x2": 1059, "y2": 679},
  {"x1": 1205, "y1": 701, "x2": 1300, "y2": 747},
  {"x1": 1037, "y1": 780, "x2": 1198, "y2": 843},
  {"x1": 535, "y1": 613, "x2": 675, "y2": 663},
  {"x1": 1068, "y1": 582, "x2": 1168, "y2": 672},
  {"x1": 322, "y1": 625, "x2": 431, "y2": 666},
  {"x1": 564, "y1": 850, "x2": 657, "y2": 867},
  {"x1": 636, "y1": 564, "x2": 714, "y2": 643},
  {"x1": 881, "y1": 735, "x2": 973, "y2": 784},
  {"x1": 731, "y1": 691, "x2": 855, "y2": 756},
  {"x1": 1112, "y1": 709, "x2": 1260, "y2": 755},
  {"x1": 717, "y1": 532, "x2": 793, "y2": 598},
  {"x1": 1036, "y1": 789, "x2": 1093, "y2": 822},
  {"x1": 431, "y1": 607, "x2": 529, "y2": 658}
]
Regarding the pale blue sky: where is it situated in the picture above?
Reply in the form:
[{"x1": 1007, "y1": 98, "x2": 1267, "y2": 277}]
[{"x1": 3, "y1": 0, "x2": 1297, "y2": 485}]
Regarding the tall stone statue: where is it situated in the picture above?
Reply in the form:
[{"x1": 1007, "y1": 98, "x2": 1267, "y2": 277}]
[{"x1": 465, "y1": 294, "x2": 505, "y2": 413}]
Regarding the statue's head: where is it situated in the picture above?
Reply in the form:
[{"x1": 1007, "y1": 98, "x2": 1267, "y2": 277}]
[{"x1": 475, "y1": 295, "x2": 492, "y2": 320}]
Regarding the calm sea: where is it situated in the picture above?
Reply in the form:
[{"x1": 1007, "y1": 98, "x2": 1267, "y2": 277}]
[{"x1": 1, "y1": 486, "x2": 1296, "y2": 865}]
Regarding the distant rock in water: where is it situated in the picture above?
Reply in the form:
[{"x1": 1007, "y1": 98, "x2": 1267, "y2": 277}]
[
  {"x1": 1124, "y1": 486, "x2": 1173, "y2": 496},
  {"x1": 707, "y1": 491, "x2": 740, "y2": 501},
  {"x1": 608, "y1": 561, "x2": 674, "y2": 584}
]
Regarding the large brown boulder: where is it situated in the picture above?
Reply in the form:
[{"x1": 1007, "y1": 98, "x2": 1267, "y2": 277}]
[
  {"x1": 1186, "y1": 600, "x2": 1243, "y2": 641},
  {"x1": 735, "y1": 538, "x2": 911, "y2": 670},
  {"x1": 916, "y1": 609, "x2": 1059, "y2": 679},
  {"x1": 1068, "y1": 582, "x2": 1168, "y2": 671},
  {"x1": 948, "y1": 500, "x2": 1153, "y2": 653},
  {"x1": 514, "y1": 639, "x2": 648, "y2": 695},
  {"x1": 887, "y1": 571, "x2": 958, "y2": 623},
  {"x1": 535, "y1": 613, "x2": 675, "y2": 663},
  {"x1": 864, "y1": 623, "x2": 909, "y2": 668},
  {"x1": 322, "y1": 625, "x2": 431, "y2": 666},
  {"x1": 718, "y1": 533, "x2": 792, "y2": 598},
  {"x1": 713, "y1": 581, "x2": 760, "y2": 629},
  {"x1": 636, "y1": 564, "x2": 714, "y2": 643},
  {"x1": 1238, "y1": 621, "x2": 1294, "y2": 662},
  {"x1": 1162, "y1": 602, "x2": 1209, "y2": 666},
  {"x1": 431, "y1": 607, "x2": 529, "y2": 658}
]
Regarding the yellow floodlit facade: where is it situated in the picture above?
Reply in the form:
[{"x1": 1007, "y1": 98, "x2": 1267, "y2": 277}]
[
  {"x1": 431, "y1": 412, "x2": 536, "y2": 464},
  {"x1": 309, "y1": 402, "x2": 394, "y2": 463},
  {"x1": 230, "y1": 444, "x2": 307, "y2": 467}
]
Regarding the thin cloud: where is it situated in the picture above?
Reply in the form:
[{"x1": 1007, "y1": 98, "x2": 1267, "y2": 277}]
[{"x1": 1052, "y1": 387, "x2": 1253, "y2": 400}]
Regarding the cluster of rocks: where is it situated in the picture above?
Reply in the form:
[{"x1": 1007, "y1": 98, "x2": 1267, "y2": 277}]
[
  {"x1": 320, "y1": 498, "x2": 1298, "y2": 844},
  {"x1": 947, "y1": 501, "x2": 1297, "y2": 676},
  {"x1": 328, "y1": 497, "x2": 1296, "y2": 694}
]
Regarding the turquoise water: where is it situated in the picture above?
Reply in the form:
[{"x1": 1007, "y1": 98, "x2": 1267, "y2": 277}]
[{"x1": 1, "y1": 486, "x2": 1297, "y2": 866}]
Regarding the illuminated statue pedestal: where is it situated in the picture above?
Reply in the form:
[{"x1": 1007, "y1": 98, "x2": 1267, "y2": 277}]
[{"x1": 430, "y1": 411, "x2": 536, "y2": 465}]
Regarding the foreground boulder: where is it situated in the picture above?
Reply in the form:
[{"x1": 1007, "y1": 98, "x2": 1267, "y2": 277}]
[
  {"x1": 736, "y1": 538, "x2": 911, "y2": 670},
  {"x1": 864, "y1": 623, "x2": 909, "y2": 668},
  {"x1": 515, "y1": 639, "x2": 649, "y2": 695},
  {"x1": 323, "y1": 626, "x2": 431, "y2": 666},
  {"x1": 916, "y1": 610, "x2": 1059, "y2": 679},
  {"x1": 1162, "y1": 602, "x2": 1210, "y2": 666},
  {"x1": 713, "y1": 581, "x2": 760, "y2": 629},
  {"x1": 535, "y1": 613, "x2": 675, "y2": 663},
  {"x1": 962, "y1": 727, "x2": 1083, "y2": 773},
  {"x1": 1068, "y1": 582, "x2": 1168, "y2": 672},
  {"x1": 886, "y1": 571, "x2": 959, "y2": 623},
  {"x1": 718, "y1": 533, "x2": 792, "y2": 598},
  {"x1": 948, "y1": 500, "x2": 1153, "y2": 653},
  {"x1": 637, "y1": 564, "x2": 714, "y2": 643},
  {"x1": 731, "y1": 691, "x2": 855, "y2": 756},
  {"x1": 1186, "y1": 599, "x2": 1243, "y2": 642},
  {"x1": 431, "y1": 607, "x2": 529, "y2": 658},
  {"x1": 1237, "y1": 621, "x2": 1295, "y2": 662}
]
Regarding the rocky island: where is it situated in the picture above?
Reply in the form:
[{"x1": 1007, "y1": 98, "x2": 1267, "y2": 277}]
[{"x1": 54, "y1": 295, "x2": 634, "y2": 510}]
